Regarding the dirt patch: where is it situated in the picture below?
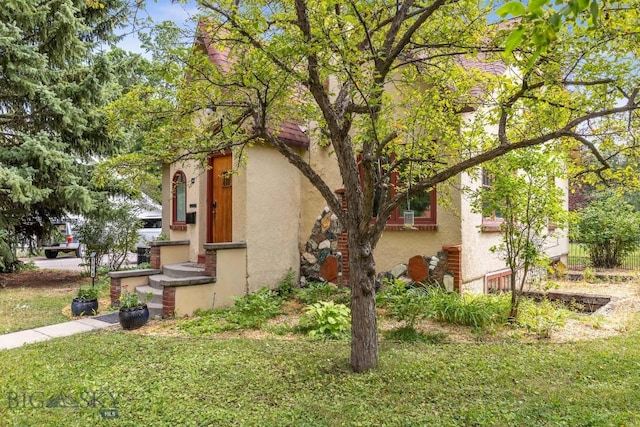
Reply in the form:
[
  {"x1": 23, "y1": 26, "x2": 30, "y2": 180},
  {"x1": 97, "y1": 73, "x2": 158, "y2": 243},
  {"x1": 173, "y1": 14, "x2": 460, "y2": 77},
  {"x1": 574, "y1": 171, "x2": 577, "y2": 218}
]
[
  {"x1": 0, "y1": 269, "x2": 86, "y2": 289},
  {"x1": 522, "y1": 278, "x2": 640, "y2": 342}
]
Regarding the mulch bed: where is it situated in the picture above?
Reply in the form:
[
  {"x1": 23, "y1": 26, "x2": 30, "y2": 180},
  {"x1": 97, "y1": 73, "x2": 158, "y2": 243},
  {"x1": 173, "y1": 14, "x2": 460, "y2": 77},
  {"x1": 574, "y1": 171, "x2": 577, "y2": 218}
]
[{"x1": 0, "y1": 270, "x2": 86, "y2": 289}]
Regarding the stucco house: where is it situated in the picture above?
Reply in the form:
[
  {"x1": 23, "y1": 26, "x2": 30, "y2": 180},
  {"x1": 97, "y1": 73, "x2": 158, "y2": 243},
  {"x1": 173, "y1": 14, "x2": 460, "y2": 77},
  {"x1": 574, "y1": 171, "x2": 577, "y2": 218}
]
[{"x1": 109, "y1": 28, "x2": 569, "y2": 319}]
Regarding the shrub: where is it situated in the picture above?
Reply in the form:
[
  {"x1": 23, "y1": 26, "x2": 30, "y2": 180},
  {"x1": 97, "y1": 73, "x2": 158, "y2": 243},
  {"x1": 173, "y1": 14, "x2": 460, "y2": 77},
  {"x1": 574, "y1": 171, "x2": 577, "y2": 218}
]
[
  {"x1": 296, "y1": 281, "x2": 350, "y2": 305},
  {"x1": 582, "y1": 266, "x2": 597, "y2": 283},
  {"x1": 377, "y1": 279, "x2": 431, "y2": 328},
  {"x1": 74, "y1": 199, "x2": 141, "y2": 271},
  {"x1": 300, "y1": 301, "x2": 350, "y2": 340},
  {"x1": 572, "y1": 194, "x2": 640, "y2": 269},
  {"x1": 427, "y1": 288, "x2": 511, "y2": 329},
  {"x1": 76, "y1": 287, "x2": 100, "y2": 300},
  {"x1": 517, "y1": 298, "x2": 568, "y2": 338},
  {"x1": 227, "y1": 287, "x2": 283, "y2": 329},
  {"x1": 276, "y1": 269, "x2": 296, "y2": 298}
]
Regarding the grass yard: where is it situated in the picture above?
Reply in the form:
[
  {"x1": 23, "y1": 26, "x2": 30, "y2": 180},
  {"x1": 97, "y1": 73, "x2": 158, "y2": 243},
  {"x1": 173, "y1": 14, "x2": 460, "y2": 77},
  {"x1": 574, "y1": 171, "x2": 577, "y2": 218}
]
[
  {"x1": 0, "y1": 286, "x2": 75, "y2": 334},
  {"x1": 1, "y1": 271, "x2": 639, "y2": 425},
  {"x1": 0, "y1": 270, "x2": 110, "y2": 334},
  {"x1": 0, "y1": 331, "x2": 639, "y2": 426}
]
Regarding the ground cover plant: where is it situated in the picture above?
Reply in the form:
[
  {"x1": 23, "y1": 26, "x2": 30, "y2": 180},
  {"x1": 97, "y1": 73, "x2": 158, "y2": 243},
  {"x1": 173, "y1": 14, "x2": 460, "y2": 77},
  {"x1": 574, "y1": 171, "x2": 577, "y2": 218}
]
[
  {"x1": 179, "y1": 286, "x2": 286, "y2": 334},
  {"x1": 377, "y1": 281, "x2": 512, "y2": 332},
  {"x1": 299, "y1": 300, "x2": 351, "y2": 339},
  {"x1": 1, "y1": 331, "x2": 639, "y2": 425}
]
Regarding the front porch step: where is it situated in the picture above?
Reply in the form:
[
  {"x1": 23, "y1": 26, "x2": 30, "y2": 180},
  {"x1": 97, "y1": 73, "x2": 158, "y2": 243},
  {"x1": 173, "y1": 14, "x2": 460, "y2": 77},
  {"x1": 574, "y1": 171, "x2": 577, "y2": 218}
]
[
  {"x1": 146, "y1": 302, "x2": 163, "y2": 319},
  {"x1": 163, "y1": 263, "x2": 207, "y2": 279},
  {"x1": 148, "y1": 274, "x2": 215, "y2": 288},
  {"x1": 135, "y1": 285, "x2": 163, "y2": 305}
]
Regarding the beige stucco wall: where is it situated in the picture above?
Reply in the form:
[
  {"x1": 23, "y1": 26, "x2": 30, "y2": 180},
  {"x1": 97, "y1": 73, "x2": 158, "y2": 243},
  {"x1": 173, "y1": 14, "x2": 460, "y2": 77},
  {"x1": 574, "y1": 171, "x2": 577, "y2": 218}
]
[
  {"x1": 166, "y1": 159, "x2": 203, "y2": 262},
  {"x1": 158, "y1": 243, "x2": 190, "y2": 266},
  {"x1": 298, "y1": 131, "x2": 344, "y2": 245},
  {"x1": 119, "y1": 275, "x2": 151, "y2": 295},
  {"x1": 213, "y1": 247, "x2": 248, "y2": 307},
  {"x1": 374, "y1": 182, "x2": 463, "y2": 272},
  {"x1": 458, "y1": 170, "x2": 570, "y2": 294},
  {"x1": 174, "y1": 283, "x2": 217, "y2": 316},
  {"x1": 244, "y1": 144, "x2": 303, "y2": 292}
]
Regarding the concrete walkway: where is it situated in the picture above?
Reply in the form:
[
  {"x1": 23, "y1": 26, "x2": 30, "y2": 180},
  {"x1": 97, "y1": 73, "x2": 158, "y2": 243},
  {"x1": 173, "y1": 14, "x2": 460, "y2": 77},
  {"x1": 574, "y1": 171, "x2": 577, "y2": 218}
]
[{"x1": 0, "y1": 313, "x2": 118, "y2": 351}]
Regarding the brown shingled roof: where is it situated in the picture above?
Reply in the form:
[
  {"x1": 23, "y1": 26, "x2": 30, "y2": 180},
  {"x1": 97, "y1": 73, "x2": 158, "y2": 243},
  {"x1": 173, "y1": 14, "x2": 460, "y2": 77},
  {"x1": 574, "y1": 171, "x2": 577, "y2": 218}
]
[
  {"x1": 458, "y1": 55, "x2": 507, "y2": 77},
  {"x1": 270, "y1": 121, "x2": 310, "y2": 149},
  {"x1": 197, "y1": 20, "x2": 309, "y2": 149},
  {"x1": 457, "y1": 53, "x2": 508, "y2": 107},
  {"x1": 197, "y1": 21, "x2": 231, "y2": 72}
]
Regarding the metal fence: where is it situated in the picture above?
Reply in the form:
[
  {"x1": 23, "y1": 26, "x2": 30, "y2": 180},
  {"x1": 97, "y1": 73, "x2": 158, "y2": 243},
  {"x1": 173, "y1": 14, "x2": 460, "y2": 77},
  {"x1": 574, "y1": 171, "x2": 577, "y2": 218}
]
[{"x1": 568, "y1": 241, "x2": 640, "y2": 271}]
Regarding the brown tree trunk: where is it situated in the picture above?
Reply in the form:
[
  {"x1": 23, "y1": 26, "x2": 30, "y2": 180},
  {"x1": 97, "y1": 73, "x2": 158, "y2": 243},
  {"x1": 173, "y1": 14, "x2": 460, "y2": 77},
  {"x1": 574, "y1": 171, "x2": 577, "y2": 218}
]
[
  {"x1": 349, "y1": 234, "x2": 378, "y2": 373},
  {"x1": 509, "y1": 269, "x2": 518, "y2": 321}
]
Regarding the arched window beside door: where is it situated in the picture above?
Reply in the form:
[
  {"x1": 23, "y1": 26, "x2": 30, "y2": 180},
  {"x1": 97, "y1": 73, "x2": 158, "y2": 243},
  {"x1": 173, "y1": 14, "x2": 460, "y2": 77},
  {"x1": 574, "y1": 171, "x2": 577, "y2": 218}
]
[{"x1": 172, "y1": 171, "x2": 187, "y2": 226}]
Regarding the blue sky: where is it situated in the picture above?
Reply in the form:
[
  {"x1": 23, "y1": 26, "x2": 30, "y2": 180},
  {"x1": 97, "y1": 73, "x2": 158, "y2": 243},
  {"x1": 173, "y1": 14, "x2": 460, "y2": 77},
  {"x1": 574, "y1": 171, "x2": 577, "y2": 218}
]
[{"x1": 117, "y1": 1, "x2": 200, "y2": 55}]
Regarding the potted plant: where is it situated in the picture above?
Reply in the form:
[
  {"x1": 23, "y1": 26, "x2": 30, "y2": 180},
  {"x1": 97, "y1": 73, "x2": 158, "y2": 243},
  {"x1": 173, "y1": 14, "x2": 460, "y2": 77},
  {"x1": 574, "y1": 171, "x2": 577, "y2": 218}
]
[
  {"x1": 71, "y1": 286, "x2": 100, "y2": 316},
  {"x1": 118, "y1": 291, "x2": 149, "y2": 330}
]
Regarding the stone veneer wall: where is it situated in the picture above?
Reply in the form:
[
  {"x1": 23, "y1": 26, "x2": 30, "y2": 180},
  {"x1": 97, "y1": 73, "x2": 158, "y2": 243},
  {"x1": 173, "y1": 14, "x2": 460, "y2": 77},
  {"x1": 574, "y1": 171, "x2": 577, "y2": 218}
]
[
  {"x1": 377, "y1": 245, "x2": 462, "y2": 293},
  {"x1": 300, "y1": 189, "x2": 463, "y2": 292},
  {"x1": 300, "y1": 207, "x2": 343, "y2": 284}
]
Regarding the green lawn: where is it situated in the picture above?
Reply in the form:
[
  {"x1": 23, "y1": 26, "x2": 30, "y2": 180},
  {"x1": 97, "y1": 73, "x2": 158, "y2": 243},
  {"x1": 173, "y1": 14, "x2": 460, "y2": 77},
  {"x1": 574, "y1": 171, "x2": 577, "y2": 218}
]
[
  {"x1": 0, "y1": 274, "x2": 111, "y2": 334},
  {"x1": 0, "y1": 331, "x2": 639, "y2": 426},
  {"x1": 0, "y1": 287, "x2": 77, "y2": 334}
]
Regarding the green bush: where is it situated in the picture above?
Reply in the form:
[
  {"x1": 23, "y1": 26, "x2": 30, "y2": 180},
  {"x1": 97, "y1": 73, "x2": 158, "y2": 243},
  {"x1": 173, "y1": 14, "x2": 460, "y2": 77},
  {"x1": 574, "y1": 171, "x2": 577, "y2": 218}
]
[
  {"x1": 74, "y1": 199, "x2": 141, "y2": 271},
  {"x1": 178, "y1": 287, "x2": 285, "y2": 334},
  {"x1": 299, "y1": 301, "x2": 350, "y2": 340},
  {"x1": 427, "y1": 288, "x2": 511, "y2": 329},
  {"x1": 276, "y1": 268, "x2": 296, "y2": 298},
  {"x1": 517, "y1": 298, "x2": 568, "y2": 338},
  {"x1": 228, "y1": 287, "x2": 284, "y2": 329},
  {"x1": 296, "y1": 281, "x2": 350, "y2": 305},
  {"x1": 572, "y1": 193, "x2": 640, "y2": 269},
  {"x1": 377, "y1": 279, "x2": 431, "y2": 328}
]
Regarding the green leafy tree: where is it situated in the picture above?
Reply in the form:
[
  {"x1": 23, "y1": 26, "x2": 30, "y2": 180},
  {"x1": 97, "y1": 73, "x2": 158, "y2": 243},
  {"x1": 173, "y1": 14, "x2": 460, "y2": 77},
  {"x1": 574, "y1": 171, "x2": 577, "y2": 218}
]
[
  {"x1": 107, "y1": 1, "x2": 638, "y2": 371},
  {"x1": 497, "y1": 0, "x2": 603, "y2": 64},
  {"x1": 472, "y1": 147, "x2": 567, "y2": 319},
  {"x1": 74, "y1": 199, "x2": 141, "y2": 271},
  {"x1": 572, "y1": 193, "x2": 640, "y2": 268},
  {"x1": 0, "y1": 0, "x2": 134, "y2": 271}
]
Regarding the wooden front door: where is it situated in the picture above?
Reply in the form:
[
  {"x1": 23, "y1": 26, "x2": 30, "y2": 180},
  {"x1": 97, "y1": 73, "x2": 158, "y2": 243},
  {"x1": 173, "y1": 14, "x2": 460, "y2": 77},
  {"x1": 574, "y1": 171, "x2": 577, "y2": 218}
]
[{"x1": 208, "y1": 154, "x2": 233, "y2": 243}]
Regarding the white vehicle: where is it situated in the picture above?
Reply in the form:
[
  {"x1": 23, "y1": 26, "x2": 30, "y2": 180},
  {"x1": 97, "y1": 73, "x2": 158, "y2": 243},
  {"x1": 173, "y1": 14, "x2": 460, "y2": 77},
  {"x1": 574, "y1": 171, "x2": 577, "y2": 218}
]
[
  {"x1": 42, "y1": 221, "x2": 85, "y2": 259},
  {"x1": 137, "y1": 214, "x2": 162, "y2": 247}
]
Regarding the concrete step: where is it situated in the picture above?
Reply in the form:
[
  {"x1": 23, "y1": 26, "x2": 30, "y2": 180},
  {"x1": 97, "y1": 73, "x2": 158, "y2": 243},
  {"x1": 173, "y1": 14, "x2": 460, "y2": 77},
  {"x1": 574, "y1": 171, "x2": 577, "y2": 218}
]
[
  {"x1": 146, "y1": 302, "x2": 163, "y2": 320},
  {"x1": 163, "y1": 263, "x2": 208, "y2": 279},
  {"x1": 148, "y1": 274, "x2": 215, "y2": 288},
  {"x1": 135, "y1": 285, "x2": 163, "y2": 305}
]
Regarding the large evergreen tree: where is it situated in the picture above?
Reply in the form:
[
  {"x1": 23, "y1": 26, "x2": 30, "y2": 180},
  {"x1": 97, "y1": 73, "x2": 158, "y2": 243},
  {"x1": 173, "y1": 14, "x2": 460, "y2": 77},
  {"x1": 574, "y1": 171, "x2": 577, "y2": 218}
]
[{"x1": 0, "y1": 0, "x2": 132, "y2": 270}]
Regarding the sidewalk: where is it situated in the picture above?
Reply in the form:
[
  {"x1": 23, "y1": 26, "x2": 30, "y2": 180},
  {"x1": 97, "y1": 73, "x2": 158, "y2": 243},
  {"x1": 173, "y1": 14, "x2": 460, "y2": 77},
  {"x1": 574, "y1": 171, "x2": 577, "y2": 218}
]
[{"x1": 0, "y1": 313, "x2": 119, "y2": 351}]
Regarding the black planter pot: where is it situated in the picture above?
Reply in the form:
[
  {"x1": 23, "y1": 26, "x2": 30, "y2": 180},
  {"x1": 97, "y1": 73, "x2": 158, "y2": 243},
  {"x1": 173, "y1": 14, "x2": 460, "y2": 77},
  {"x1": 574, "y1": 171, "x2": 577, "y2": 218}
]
[
  {"x1": 71, "y1": 298, "x2": 99, "y2": 316},
  {"x1": 118, "y1": 304, "x2": 150, "y2": 330}
]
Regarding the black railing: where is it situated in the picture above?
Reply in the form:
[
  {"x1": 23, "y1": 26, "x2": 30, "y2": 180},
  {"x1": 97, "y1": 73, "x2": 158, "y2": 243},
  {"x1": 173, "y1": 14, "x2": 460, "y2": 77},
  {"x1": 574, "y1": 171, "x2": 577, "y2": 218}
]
[{"x1": 568, "y1": 241, "x2": 640, "y2": 271}]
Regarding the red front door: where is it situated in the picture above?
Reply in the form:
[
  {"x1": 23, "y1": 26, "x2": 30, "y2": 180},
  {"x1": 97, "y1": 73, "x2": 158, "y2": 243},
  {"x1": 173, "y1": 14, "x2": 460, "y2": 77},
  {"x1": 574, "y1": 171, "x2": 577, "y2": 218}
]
[{"x1": 208, "y1": 154, "x2": 233, "y2": 243}]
